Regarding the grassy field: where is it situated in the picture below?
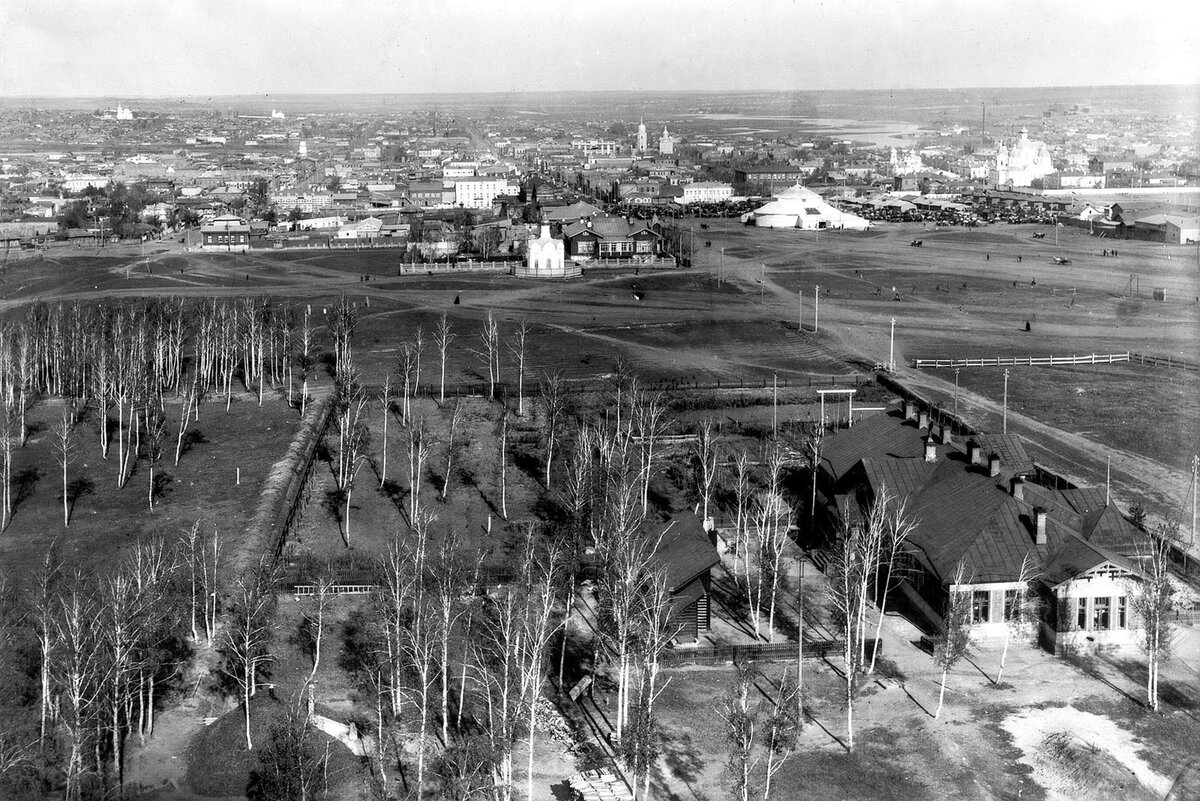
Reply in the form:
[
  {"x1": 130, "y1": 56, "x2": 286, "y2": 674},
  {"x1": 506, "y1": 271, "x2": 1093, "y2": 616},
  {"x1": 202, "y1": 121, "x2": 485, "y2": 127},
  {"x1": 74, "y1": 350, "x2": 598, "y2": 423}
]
[
  {"x1": 2, "y1": 216, "x2": 1197, "y2": 799},
  {"x1": 0, "y1": 393, "x2": 300, "y2": 578}
]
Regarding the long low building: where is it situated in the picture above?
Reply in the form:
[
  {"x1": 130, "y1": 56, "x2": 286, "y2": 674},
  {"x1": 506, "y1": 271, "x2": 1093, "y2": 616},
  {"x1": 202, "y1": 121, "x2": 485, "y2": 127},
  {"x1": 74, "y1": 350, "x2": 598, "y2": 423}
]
[{"x1": 741, "y1": 184, "x2": 871, "y2": 230}]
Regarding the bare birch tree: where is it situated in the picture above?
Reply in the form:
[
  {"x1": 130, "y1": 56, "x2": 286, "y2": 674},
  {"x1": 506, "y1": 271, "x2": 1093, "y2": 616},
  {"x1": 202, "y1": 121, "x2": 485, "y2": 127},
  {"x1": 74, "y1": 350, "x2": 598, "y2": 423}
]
[
  {"x1": 53, "y1": 406, "x2": 76, "y2": 526},
  {"x1": 221, "y1": 557, "x2": 278, "y2": 750},
  {"x1": 933, "y1": 562, "x2": 973, "y2": 719},
  {"x1": 540, "y1": 370, "x2": 566, "y2": 489},
  {"x1": 1132, "y1": 522, "x2": 1177, "y2": 712},
  {"x1": 434, "y1": 312, "x2": 454, "y2": 404},
  {"x1": 693, "y1": 419, "x2": 721, "y2": 524},
  {"x1": 441, "y1": 400, "x2": 463, "y2": 500},
  {"x1": 508, "y1": 319, "x2": 529, "y2": 416}
]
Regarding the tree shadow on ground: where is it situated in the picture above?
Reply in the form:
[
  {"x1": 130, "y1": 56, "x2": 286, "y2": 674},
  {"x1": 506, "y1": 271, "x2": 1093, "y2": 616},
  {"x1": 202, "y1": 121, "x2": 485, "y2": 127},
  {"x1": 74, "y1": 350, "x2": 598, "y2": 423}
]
[
  {"x1": 66, "y1": 476, "x2": 93, "y2": 523},
  {"x1": 177, "y1": 429, "x2": 207, "y2": 461},
  {"x1": 1104, "y1": 656, "x2": 1199, "y2": 715},
  {"x1": 11, "y1": 466, "x2": 43, "y2": 519},
  {"x1": 152, "y1": 470, "x2": 174, "y2": 505},
  {"x1": 707, "y1": 569, "x2": 757, "y2": 639},
  {"x1": 659, "y1": 731, "x2": 711, "y2": 801}
]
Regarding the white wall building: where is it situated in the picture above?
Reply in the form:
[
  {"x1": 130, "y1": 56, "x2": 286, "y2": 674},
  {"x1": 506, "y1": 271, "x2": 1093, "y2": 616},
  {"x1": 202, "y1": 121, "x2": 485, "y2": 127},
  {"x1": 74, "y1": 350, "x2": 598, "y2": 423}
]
[
  {"x1": 514, "y1": 223, "x2": 580, "y2": 278},
  {"x1": 990, "y1": 127, "x2": 1055, "y2": 188},
  {"x1": 659, "y1": 126, "x2": 674, "y2": 156},
  {"x1": 336, "y1": 217, "x2": 384, "y2": 239},
  {"x1": 452, "y1": 177, "x2": 511, "y2": 209},
  {"x1": 680, "y1": 182, "x2": 733, "y2": 205}
]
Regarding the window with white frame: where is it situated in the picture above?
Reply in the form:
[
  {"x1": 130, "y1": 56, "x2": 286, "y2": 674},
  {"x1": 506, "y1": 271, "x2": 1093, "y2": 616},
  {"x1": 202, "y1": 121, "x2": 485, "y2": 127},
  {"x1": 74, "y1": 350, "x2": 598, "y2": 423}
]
[{"x1": 971, "y1": 590, "x2": 991, "y2": 624}]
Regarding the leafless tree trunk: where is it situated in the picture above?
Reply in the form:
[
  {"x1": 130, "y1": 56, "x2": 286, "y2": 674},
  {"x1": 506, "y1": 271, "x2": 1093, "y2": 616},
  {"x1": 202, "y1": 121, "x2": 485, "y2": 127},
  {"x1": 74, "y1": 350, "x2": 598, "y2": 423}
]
[
  {"x1": 1133, "y1": 522, "x2": 1178, "y2": 711},
  {"x1": 474, "y1": 310, "x2": 500, "y2": 399},
  {"x1": 304, "y1": 567, "x2": 335, "y2": 687},
  {"x1": 694, "y1": 419, "x2": 721, "y2": 523},
  {"x1": 434, "y1": 312, "x2": 454, "y2": 404},
  {"x1": 498, "y1": 410, "x2": 509, "y2": 519},
  {"x1": 222, "y1": 557, "x2": 278, "y2": 750},
  {"x1": 378, "y1": 375, "x2": 393, "y2": 488},
  {"x1": 508, "y1": 319, "x2": 529, "y2": 416},
  {"x1": 53, "y1": 406, "x2": 76, "y2": 526},
  {"x1": 540, "y1": 371, "x2": 566, "y2": 489},
  {"x1": 407, "y1": 417, "x2": 429, "y2": 525},
  {"x1": 441, "y1": 400, "x2": 462, "y2": 500}
]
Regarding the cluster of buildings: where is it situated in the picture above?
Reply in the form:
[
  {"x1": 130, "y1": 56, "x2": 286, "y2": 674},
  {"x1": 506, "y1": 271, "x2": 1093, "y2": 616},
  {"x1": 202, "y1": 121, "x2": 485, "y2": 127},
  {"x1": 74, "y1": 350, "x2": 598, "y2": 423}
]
[{"x1": 2, "y1": 98, "x2": 1197, "y2": 251}]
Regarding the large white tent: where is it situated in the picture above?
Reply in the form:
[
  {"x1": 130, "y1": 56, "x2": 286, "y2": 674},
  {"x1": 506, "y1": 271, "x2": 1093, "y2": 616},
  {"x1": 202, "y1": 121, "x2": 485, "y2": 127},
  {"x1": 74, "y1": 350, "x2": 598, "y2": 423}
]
[{"x1": 741, "y1": 184, "x2": 871, "y2": 230}]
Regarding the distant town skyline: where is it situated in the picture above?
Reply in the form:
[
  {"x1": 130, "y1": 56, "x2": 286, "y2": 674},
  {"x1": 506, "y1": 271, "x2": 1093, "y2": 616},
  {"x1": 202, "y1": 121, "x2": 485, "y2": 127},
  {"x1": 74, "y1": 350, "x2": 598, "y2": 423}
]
[{"x1": 1, "y1": 0, "x2": 1198, "y2": 98}]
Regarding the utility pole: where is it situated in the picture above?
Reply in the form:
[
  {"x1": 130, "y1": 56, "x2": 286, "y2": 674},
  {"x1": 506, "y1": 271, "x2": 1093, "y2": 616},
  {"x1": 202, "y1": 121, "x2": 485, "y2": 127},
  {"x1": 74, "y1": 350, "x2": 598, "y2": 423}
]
[
  {"x1": 1002, "y1": 368, "x2": 1009, "y2": 434},
  {"x1": 953, "y1": 368, "x2": 960, "y2": 414},
  {"x1": 1191, "y1": 454, "x2": 1198, "y2": 545},
  {"x1": 814, "y1": 285, "x2": 820, "y2": 333},
  {"x1": 1105, "y1": 455, "x2": 1111, "y2": 506},
  {"x1": 719, "y1": 246, "x2": 724, "y2": 287},
  {"x1": 798, "y1": 288, "x2": 803, "y2": 330},
  {"x1": 889, "y1": 317, "x2": 896, "y2": 372}
]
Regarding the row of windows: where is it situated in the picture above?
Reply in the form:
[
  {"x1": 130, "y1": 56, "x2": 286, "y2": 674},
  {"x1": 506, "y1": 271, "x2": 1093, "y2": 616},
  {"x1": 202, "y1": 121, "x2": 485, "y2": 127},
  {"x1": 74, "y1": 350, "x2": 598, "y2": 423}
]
[
  {"x1": 969, "y1": 590, "x2": 1130, "y2": 631},
  {"x1": 1076, "y1": 596, "x2": 1128, "y2": 631},
  {"x1": 969, "y1": 589, "x2": 1026, "y2": 625},
  {"x1": 204, "y1": 234, "x2": 247, "y2": 244}
]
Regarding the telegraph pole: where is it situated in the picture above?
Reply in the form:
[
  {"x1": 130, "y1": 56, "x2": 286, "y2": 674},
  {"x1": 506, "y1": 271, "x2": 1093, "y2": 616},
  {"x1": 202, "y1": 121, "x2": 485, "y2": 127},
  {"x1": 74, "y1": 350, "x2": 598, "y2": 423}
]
[
  {"x1": 889, "y1": 317, "x2": 896, "y2": 371},
  {"x1": 814, "y1": 285, "x2": 820, "y2": 333},
  {"x1": 1002, "y1": 368, "x2": 1010, "y2": 434},
  {"x1": 1191, "y1": 454, "x2": 1198, "y2": 545},
  {"x1": 954, "y1": 368, "x2": 960, "y2": 414}
]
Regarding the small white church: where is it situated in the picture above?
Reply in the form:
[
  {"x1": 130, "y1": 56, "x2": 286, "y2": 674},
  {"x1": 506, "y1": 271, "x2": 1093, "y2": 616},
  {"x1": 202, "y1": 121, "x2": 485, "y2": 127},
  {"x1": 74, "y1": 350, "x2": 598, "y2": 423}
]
[{"x1": 512, "y1": 224, "x2": 581, "y2": 278}]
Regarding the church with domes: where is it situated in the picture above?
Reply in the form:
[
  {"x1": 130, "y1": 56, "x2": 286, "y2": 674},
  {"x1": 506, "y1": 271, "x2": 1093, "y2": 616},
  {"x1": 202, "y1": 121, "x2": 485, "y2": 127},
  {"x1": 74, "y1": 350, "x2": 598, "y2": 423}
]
[{"x1": 989, "y1": 127, "x2": 1054, "y2": 188}]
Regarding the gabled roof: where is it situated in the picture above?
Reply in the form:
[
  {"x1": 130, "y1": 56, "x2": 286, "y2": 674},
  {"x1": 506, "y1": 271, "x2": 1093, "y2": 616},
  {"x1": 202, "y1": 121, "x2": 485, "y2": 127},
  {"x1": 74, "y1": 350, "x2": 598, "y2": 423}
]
[
  {"x1": 973, "y1": 434, "x2": 1034, "y2": 478},
  {"x1": 651, "y1": 510, "x2": 719, "y2": 594},
  {"x1": 1041, "y1": 536, "x2": 1139, "y2": 588},
  {"x1": 827, "y1": 408, "x2": 1141, "y2": 586},
  {"x1": 818, "y1": 407, "x2": 928, "y2": 484},
  {"x1": 542, "y1": 200, "x2": 600, "y2": 222}
]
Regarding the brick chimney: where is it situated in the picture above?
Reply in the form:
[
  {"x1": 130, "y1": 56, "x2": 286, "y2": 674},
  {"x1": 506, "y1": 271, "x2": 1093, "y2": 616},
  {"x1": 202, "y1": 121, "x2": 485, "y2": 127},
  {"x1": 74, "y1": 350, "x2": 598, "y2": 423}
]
[
  {"x1": 940, "y1": 424, "x2": 953, "y2": 447},
  {"x1": 1034, "y1": 507, "x2": 1047, "y2": 545},
  {"x1": 988, "y1": 453, "x2": 1001, "y2": 477},
  {"x1": 1011, "y1": 475, "x2": 1025, "y2": 501},
  {"x1": 968, "y1": 441, "x2": 982, "y2": 465},
  {"x1": 918, "y1": 410, "x2": 929, "y2": 430},
  {"x1": 924, "y1": 436, "x2": 937, "y2": 462},
  {"x1": 902, "y1": 399, "x2": 915, "y2": 420}
]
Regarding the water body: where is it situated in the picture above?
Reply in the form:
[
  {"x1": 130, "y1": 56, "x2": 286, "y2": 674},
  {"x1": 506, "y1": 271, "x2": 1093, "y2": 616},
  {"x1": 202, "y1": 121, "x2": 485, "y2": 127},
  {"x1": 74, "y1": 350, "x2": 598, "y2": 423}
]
[{"x1": 684, "y1": 113, "x2": 924, "y2": 147}]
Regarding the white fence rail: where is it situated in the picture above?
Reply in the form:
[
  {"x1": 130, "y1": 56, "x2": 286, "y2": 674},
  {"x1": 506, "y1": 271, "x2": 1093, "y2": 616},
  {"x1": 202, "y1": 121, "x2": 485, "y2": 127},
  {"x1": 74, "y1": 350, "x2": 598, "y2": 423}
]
[{"x1": 914, "y1": 353, "x2": 1131, "y2": 369}]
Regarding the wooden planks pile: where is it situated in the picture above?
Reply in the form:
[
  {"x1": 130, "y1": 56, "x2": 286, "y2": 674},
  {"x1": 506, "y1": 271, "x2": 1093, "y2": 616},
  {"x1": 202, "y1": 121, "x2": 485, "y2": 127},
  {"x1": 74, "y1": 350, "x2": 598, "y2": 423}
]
[{"x1": 567, "y1": 770, "x2": 634, "y2": 801}]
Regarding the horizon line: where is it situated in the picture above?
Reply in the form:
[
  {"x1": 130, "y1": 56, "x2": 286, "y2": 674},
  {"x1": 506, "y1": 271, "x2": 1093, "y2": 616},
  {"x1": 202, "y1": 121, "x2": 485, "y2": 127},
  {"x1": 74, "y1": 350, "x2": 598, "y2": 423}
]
[{"x1": 2, "y1": 82, "x2": 1198, "y2": 102}]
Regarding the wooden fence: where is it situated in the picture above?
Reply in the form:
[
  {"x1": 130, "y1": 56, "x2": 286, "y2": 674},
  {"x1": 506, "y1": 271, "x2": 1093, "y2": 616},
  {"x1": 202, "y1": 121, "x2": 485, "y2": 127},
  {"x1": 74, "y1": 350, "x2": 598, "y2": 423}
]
[
  {"x1": 914, "y1": 352, "x2": 1199, "y2": 372},
  {"x1": 399, "y1": 260, "x2": 516, "y2": 275},
  {"x1": 1129, "y1": 352, "x2": 1200, "y2": 372},
  {"x1": 407, "y1": 372, "x2": 870, "y2": 400},
  {"x1": 914, "y1": 353, "x2": 1131, "y2": 369},
  {"x1": 660, "y1": 638, "x2": 877, "y2": 666}
]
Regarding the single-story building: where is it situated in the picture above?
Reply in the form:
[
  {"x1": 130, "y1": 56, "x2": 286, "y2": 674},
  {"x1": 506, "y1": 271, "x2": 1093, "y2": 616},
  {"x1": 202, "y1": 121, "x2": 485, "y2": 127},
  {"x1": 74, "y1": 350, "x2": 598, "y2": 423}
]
[
  {"x1": 651, "y1": 510, "x2": 720, "y2": 643},
  {"x1": 817, "y1": 403, "x2": 1147, "y2": 655},
  {"x1": 199, "y1": 215, "x2": 250, "y2": 252}
]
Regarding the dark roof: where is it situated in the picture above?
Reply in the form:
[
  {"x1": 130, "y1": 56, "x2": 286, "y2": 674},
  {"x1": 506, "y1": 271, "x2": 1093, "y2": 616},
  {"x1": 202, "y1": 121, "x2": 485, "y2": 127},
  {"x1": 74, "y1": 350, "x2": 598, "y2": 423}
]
[
  {"x1": 651, "y1": 510, "x2": 719, "y2": 594},
  {"x1": 1041, "y1": 535, "x2": 1138, "y2": 587},
  {"x1": 818, "y1": 406, "x2": 928, "y2": 484},
  {"x1": 827, "y1": 409, "x2": 1138, "y2": 585},
  {"x1": 973, "y1": 434, "x2": 1034, "y2": 478},
  {"x1": 542, "y1": 200, "x2": 600, "y2": 222}
]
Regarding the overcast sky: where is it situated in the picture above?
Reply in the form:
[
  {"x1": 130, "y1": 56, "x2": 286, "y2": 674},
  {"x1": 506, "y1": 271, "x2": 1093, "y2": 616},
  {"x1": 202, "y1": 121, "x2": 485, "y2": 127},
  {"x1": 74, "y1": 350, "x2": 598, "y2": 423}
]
[{"x1": 1, "y1": 0, "x2": 1197, "y2": 97}]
